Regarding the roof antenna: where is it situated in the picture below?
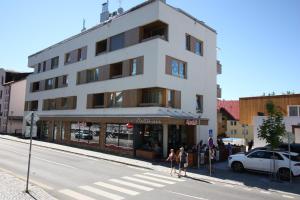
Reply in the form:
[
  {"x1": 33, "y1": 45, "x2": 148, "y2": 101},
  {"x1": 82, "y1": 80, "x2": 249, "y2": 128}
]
[{"x1": 81, "y1": 19, "x2": 86, "y2": 32}]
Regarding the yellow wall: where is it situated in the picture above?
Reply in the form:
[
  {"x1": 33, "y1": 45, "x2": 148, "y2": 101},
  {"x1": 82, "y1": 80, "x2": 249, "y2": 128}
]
[{"x1": 226, "y1": 120, "x2": 253, "y2": 143}]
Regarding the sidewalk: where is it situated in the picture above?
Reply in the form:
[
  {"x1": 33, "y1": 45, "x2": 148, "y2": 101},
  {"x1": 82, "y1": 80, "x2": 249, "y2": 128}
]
[
  {"x1": 1, "y1": 135, "x2": 299, "y2": 195},
  {"x1": 0, "y1": 170, "x2": 56, "y2": 200}
]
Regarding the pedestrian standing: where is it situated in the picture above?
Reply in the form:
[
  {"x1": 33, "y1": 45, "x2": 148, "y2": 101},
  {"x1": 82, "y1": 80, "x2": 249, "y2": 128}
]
[
  {"x1": 210, "y1": 146, "x2": 216, "y2": 173},
  {"x1": 178, "y1": 147, "x2": 188, "y2": 178},
  {"x1": 166, "y1": 149, "x2": 177, "y2": 176}
]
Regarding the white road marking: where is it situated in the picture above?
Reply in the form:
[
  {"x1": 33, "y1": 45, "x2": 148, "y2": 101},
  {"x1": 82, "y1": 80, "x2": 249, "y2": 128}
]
[
  {"x1": 260, "y1": 190, "x2": 271, "y2": 194},
  {"x1": 282, "y1": 195, "x2": 295, "y2": 199},
  {"x1": 110, "y1": 179, "x2": 153, "y2": 191},
  {"x1": 94, "y1": 181, "x2": 139, "y2": 195},
  {"x1": 134, "y1": 174, "x2": 176, "y2": 184},
  {"x1": 59, "y1": 189, "x2": 96, "y2": 200},
  {"x1": 144, "y1": 172, "x2": 186, "y2": 182},
  {"x1": 80, "y1": 185, "x2": 124, "y2": 200},
  {"x1": 0, "y1": 167, "x2": 54, "y2": 190},
  {"x1": 33, "y1": 156, "x2": 77, "y2": 169},
  {"x1": 122, "y1": 176, "x2": 164, "y2": 187},
  {"x1": 165, "y1": 190, "x2": 208, "y2": 200}
]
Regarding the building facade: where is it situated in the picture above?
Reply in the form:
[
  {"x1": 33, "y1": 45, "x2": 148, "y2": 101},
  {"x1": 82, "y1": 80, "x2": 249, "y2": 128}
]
[
  {"x1": 0, "y1": 68, "x2": 30, "y2": 134},
  {"x1": 23, "y1": 0, "x2": 219, "y2": 158},
  {"x1": 240, "y1": 94, "x2": 300, "y2": 147}
]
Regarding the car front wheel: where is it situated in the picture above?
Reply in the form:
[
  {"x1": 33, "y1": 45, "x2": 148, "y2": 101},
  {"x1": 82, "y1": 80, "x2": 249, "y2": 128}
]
[
  {"x1": 231, "y1": 162, "x2": 244, "y2": 172},
  {"x1": 277, "y1": 168, "x2": 292, "y2": 181}
]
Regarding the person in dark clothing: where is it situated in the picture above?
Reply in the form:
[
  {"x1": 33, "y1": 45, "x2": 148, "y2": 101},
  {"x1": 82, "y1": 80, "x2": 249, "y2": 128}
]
[
  {"x1": 178, "y1": 147, "x2": 188, "y2": 178},
  {"x1": 166, "y1": 149, "x2": 177, "y2": 175},
  {"x1": 248, "y1": 140, "x2": 254, "y2": 151}
]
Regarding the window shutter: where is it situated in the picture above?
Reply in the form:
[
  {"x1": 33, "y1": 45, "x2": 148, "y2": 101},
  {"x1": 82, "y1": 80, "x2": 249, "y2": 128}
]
[
  {"x1": 136, "y1": 56, "x2": 144, "y2": 75},
  {"x1": 87, "y1": 94, "x2": 93, "y2": 109},
  {"x1": 165, "y1": 56, "x2": 172, "y2": 75},
  {"x1": 122, "y1": 60, "x2": 130, "y2": 77},
  {"x1": 174, "y1": 90, "x2": 181, "y2": 109}
]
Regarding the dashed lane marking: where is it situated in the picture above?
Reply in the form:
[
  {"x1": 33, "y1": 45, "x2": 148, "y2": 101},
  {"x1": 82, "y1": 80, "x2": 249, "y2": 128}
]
[
  {"x1": 165, "y1": 190, "x2": 209, "y2": 200},
  {"x1": 59, "y1": 189, "x2": 96, "y2": 200},
  {"x1": 80, "y1": 185, "x2": 124, "y2": 200}
]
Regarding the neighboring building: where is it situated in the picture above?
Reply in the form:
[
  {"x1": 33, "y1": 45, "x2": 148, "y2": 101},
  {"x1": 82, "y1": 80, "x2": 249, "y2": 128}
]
[
  {"x1": 217, "y1": 100, "x2": 253, "y2": 143},
  {"x1": 0, "y1": 68, "x2": 31, "y2": 134},
  {"x1": 240, "y1": 94, "x2": 300, "y2": 147},
  {"x1": 23, "y1": 0, "x2": 219, "y2": 158}
]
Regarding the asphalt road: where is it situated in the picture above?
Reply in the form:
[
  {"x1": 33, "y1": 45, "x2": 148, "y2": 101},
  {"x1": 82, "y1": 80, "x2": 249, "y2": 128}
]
[{"x1": 0, "y1": 139, "x2": 299, "y2": 200}]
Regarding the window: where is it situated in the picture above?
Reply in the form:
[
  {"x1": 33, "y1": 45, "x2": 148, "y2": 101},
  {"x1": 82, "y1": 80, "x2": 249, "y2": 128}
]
[
  {"x1": 141, "y1": 88, "x2": 162, "y2": 106},
  {"x1": 186, "y1": 34, "x2": 203, "y2": 56},
  {"x1": 45, "y1": 78, "x2": 53, "y2": 90},
  {"x1": 130, "y1": 59, "x2": 137, "y2": 76},
  {"x1": 289, "y1": 106, "x2": 299, "y2": 116},
  {"x1": 87, "y1": 68, "x2": 100, "y2": 82},
  {"x1": 93, "y1": 93, "x2": 104, "y2": 108},
  {"x1": 42, "y1": 61, "x2": 46, "y2": 72},
  {"x1": 167, "y1": 90, "x2": 175, "y2": 107},
  {"x1": 105, "y1": 124, "x2": 133, "y2": 149},
  {"x1": 51, "y1": 57, "x2": 59, "y2": 69},
  {"x1": 167, "y1": 57, "x2": 187, "y2": 79},
  {"x1": 0, "y1": 90, "x2": 2, "y2": 99},
  {"x1": 77, "y1": 48, "x2": 82, "y2": 61},
  {"x1": 195, "y1": 41, "x2": 202, "y2": 56},
  {"x1": 186, "y1": 35, "x2": 191, "y2": 50},
  {"x1": 141, "y1": 21, "x2": 168, "y2": 41},
  {"x1": 37, "y1": 63, "x2": 41, "y2": 73},
  {"x1": 70, "y1": 122, "x2": 100, "y2": 144},
  {"x1": 110, "y1": 33, "x2": 125, "y2": 51},
  {"x1": 65, "y1": 53, "x2": 71, "y2": 64},
  {"x1": 30, "y1": 101, "x2": 38, "y2": 111},
  {"x1": 109, "y1": 92, "x2": 123, "y2": 108},
  {"x1": 61, "y1": 97, "x2": 68, "y2": 109},
  {"x1": 110, "y1": 62, "x2": 123, "y2": 79},
  {"x1": 196, "y1": 95, "x2": 203, "y2": 113},
  {"x1": 62, "y1": 75, "x2": 68, "y2": 86},
  {"x1": 32, "y1": 82, "x2": 40, "y2": 92},
  {"x1": 95, "y1": 40, "x2": 107, "y2": 55}
]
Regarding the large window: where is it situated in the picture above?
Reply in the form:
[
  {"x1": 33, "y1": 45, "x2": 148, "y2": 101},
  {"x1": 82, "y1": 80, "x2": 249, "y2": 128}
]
[
  {"x1": 141, "y1": 88, "x2": 162, "y2": 106},
  {"x1": 196, "y1": 95, "x2": 203, "y2": 113},
  {"x1": 96, "y1": 40, "x2": 107, "y2": 55},
  {"x1": 93, "y1": 93, "x2": 104, "y2": 108},
  {"x1": 45, "y1": 78, "x2": 54, "y2": 90},
  {"x1": 32, "y1": 82, "x2": 40, "y2": 92},
  {"x1": 51, "y1": 56, "x2": 59, "y2": 69},
  {"x1": 186, "y1": 34, "x2": 204, "y2": 56},
  {"x1": 110, "y1": 62, "x2": 123, "y2": 79},
  {"x1": 105, "y1": 124, "x2": 133, "y2": 149},
  {"x1": 110, "y1": 33, "x2": 125, "y2": 51},
  {"x1": 166, "y1": 56, "x2": 187, "y2": 79},
  {"x1": 289, "y1": 106, "x2": 300, "y2": 116},
  {"x1": 109, "y1": 92, "x2": 123, "y2": 108},
  {"x1": 70, "y1": 122, "x2": 100, "y2": 144},
  {"x1": 87, "y1": 68, "x2": 100, "y2": 82},
  {"x1": 167, "y1": 90, "x2": 175, "y2": 108}
]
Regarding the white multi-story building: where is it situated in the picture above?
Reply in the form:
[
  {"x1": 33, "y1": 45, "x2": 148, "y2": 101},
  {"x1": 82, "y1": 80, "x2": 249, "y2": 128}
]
[
  {"x1": 0, "y1": 68, "x2": 30, "y2": 134},
  {"x1": 24, "y1": 0, "x2": 220, "y2": 158}
]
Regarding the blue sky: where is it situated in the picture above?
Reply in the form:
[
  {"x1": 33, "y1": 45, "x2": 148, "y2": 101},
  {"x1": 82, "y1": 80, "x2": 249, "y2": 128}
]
[{"x1": 0, "y1": 0, "x2": 299, "y2": 99}]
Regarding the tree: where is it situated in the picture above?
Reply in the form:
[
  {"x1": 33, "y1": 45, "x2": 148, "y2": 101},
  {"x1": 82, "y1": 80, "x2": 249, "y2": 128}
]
[
  {"x1": 258, "y1": 101, "x2": 285, "y2": 150},
  {"x1": 258, "y1": 101, "x2": 286, "y2": 178}
]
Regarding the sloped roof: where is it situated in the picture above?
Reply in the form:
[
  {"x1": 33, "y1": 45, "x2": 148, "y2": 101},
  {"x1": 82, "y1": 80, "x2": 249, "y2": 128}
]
[{"x1": 217, "y1": 100, "x2": 240, "y2": 120}]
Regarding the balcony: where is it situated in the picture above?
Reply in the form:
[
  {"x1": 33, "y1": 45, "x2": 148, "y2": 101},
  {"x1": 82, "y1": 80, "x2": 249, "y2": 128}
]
[
  {"x1": 217, "y1": 60, "x2": 222, "y2": 75},
  {"x1": 217, "y1": 84, "x2": 222, "y2": 98}
]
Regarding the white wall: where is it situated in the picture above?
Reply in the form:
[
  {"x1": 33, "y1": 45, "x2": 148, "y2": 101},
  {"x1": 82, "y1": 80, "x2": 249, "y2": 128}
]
[
  {"x1": 253, "y1": 116, "x2": 300, "y2": 147},
  {"x1": 295, "y1": 128, "x2": 300, "y2": 143},
  {"x1": 24, "y1": 1, "x2": 217, "y2": 143},
  {"x1": 9, "y1": 79, "x2": 26, "y2": 117}
]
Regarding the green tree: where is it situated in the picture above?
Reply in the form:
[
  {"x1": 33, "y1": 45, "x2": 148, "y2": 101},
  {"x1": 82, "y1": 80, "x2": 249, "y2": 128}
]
[{"x1": 258, "y1": 101, "x2": 286, "y2": 150}]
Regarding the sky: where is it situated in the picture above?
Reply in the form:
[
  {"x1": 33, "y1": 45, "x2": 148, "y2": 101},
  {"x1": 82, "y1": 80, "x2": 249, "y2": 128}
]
[{"x1": 0, "y1": 0, "x2": 299, "y2": 100}]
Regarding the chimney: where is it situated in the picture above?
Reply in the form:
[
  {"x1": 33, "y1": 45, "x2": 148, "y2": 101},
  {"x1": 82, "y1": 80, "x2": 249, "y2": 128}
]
[{"x1": 100, "y1": 1, "x2": 109, "y2": 23}]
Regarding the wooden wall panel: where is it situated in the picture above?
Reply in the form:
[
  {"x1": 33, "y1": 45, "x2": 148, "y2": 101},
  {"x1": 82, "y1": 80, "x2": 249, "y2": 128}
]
[
  {"x1": 174, "y1": 90, "x2": 181, "y2": 109},
  {"x1": 122, "y1": 89, "x2": 138, "y2": 107},
  {"x1": 124, "y1": 28, "x2": 140, "y2": 47},
  {"x1": 136, "y1": 56, "x2": 144, "y2": 75},
  {"x1": 240, "y1": 95, "x2": 300, "y2": 125}
]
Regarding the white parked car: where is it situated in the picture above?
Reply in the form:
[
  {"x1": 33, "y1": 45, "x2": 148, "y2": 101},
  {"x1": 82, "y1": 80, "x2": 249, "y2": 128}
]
[{"x1": 228, "y1": 149, "x2": 300, "y2": 180}]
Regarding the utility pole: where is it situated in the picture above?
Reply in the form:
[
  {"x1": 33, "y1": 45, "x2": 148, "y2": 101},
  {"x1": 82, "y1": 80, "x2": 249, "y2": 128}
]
[{"x1": 25, "y1": 112, "x2": 34, "y2": 193}]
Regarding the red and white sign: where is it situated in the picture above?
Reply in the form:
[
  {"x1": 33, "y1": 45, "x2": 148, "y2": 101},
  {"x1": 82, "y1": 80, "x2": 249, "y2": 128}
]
[{"x1": 186, "y1": 119, "x2": 198, "y2": 126}]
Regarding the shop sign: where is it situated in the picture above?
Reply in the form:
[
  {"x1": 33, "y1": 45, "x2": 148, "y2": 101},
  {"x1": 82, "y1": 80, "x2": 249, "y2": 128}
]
[
  {"x1": 186, "y1": 119, "x2": 198, "y2": 126},
  {"x1": 136, "y1": 118, "x2": 162, "y2": 124}
]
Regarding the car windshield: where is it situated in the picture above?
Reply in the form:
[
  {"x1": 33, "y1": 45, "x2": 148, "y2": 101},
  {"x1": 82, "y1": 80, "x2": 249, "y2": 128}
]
[{"x1": 283, "y1": 154, "x2": 300, "y2": 162}]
